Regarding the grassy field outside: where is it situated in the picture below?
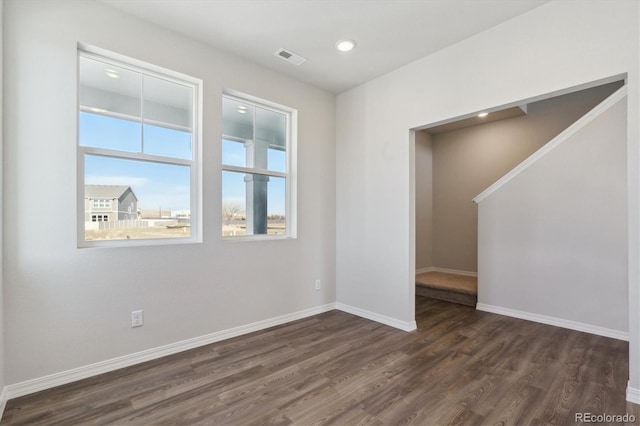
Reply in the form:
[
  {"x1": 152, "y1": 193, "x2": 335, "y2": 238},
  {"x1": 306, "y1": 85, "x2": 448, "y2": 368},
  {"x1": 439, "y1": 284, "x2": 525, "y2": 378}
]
[
  {"x1": 85, "y1": 220, "x2": 285, "y2": 240},
  {"x1": 223, "y1": 220, "x2": 286, "y2": 237},
  {"x1": 85, "y1": 226, "x2": 190, "y2": 241}
]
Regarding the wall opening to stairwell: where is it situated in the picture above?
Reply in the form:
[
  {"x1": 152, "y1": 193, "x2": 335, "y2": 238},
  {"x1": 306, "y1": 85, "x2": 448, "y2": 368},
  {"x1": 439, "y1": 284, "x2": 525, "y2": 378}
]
[{"x1": 412, "y1": 78, "x2": 625, "y2": 311}]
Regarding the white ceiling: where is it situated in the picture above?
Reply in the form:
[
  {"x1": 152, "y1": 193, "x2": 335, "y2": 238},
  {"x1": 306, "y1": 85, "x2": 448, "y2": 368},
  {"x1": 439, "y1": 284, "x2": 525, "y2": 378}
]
[{"x1": 101, "y1": 0, "x2": 549, "y2": 94}]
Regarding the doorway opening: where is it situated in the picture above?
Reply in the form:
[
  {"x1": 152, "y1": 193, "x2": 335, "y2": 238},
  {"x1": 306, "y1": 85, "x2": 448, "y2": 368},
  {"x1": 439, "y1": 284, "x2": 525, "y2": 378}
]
[{"x1": 414, "y1": 79, "x2": 625, "y2": 308}]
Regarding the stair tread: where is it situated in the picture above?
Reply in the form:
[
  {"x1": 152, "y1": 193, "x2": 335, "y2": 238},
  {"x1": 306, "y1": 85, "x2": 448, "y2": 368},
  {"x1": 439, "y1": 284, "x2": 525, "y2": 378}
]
[{"x1": 415, "y1": 271, "x2": 477, "y2": 295}]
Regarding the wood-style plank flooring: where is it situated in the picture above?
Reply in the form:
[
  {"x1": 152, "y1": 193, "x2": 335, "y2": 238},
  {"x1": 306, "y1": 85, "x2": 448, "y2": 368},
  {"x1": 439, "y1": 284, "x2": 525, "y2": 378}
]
[{"x1": 2, "y1": 296, "x2": 639, "y2": 425}]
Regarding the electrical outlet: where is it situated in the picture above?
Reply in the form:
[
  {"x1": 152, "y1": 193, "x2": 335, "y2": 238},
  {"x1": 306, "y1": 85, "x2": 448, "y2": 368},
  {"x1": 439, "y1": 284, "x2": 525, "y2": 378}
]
[
  {"x1": 315, "y1": 279, "x2": 321, "y2": 291},
  {"x1": 131, "y1": 310, "x2": 144, "y2": 328}
]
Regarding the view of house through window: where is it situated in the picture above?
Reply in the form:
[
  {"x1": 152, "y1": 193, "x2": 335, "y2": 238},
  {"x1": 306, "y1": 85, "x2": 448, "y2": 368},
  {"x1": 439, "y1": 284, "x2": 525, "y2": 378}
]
[
  {"x1": 221, "y1": 95, "x2": 292, "y2": 237},
  {"x1": 78, "y1": 50, "x2": 200, "y2": 245}
]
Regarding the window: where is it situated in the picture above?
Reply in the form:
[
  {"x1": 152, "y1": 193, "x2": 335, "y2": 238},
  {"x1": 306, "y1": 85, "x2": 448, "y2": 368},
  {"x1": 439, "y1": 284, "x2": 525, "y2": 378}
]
[
  {"x1": 221, "y1": 93, "x2": 295, "y2": 238},
  {"x1": 92, "y1": 199, "x2": 112, "y2": 209},
  {"x1": 78, "y1": 46, "x2": 201, "y2": 246}
]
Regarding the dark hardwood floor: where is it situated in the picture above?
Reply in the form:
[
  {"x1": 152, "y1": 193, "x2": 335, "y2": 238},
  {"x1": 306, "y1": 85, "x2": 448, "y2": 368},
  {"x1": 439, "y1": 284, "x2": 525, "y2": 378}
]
[{"x1": 3, "y1": 296, "x2": 639, "y2": 425}]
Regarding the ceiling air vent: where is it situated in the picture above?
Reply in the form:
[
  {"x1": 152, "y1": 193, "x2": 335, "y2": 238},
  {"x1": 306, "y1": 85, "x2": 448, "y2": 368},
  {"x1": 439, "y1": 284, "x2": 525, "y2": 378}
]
[{"x1": 274, "y1": 48, "x2": 306, "y2": 66}]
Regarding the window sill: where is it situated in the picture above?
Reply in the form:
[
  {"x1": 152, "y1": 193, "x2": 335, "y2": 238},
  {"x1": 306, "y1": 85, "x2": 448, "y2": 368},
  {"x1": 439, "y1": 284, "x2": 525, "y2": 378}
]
[
  {"x1": 222, "y1": 234, "x2": 295, "y2": 243},
  {"x1": 78, "y1": 236, "x2": 202, "y2": 249}
]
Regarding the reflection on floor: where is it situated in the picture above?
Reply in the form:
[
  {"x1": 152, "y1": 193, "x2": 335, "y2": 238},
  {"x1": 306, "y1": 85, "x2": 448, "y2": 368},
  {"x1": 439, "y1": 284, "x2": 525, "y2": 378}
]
[{"x1": 416, "y1": 271, "x2": 477, "y2": 307}]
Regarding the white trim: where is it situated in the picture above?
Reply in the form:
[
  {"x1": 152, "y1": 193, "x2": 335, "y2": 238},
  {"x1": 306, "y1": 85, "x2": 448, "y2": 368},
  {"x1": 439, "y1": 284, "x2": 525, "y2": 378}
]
[
  {"x1": 77, "y1": 46, "x2": 203, "y2": 249},
  {"x1": 3, "y1": 303, "x2": 336, "y2": 401},
  {"x1": 336, "y1": 303, "x2": 417, "y2": 332},
  {"x1": 473, "y1": 85, "x2": 628, "y2": 204},
  {"x1": 0, "y1": 387, "x2": 7, "y2": 418},
  {"x1": 416, "y1": 267, "x2": 477, "y2": 277},
  {"x1": 221, "y1": 91, "x2": 296, "y2": 240},
  {"x1": 476, "y1": 303, "x2": 629, "y2": 341},
  {"x1": 82, "y1": 147, "x2": 194, "y2": 167},
  {"x1": 0, "y1": 0, "x2": 3, "y2": 417},
  {"x1": 222, "y1": 234, "x2": 292, "y2": 243},
  {"x1": 220, "y1": 164, "x2": 288, "y2": 179},
  {"x1": 626, "y1": 381, "x2": 640, "y2": 404},
  {"x1": 79, "y1": 106, "x2": 192, "y2": 133},
  {"x1": 78, "y1": 44, "x2": 202, "y2": 85}
]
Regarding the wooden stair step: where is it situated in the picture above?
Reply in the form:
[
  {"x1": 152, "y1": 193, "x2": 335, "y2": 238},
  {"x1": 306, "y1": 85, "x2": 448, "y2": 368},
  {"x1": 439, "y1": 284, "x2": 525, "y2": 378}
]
[
  {"x1": 416, "y1": 284, "x2": 477, "y2": 306},
  {"x1": 416, "y1": 271, "x2": 477, "y2": 307}
]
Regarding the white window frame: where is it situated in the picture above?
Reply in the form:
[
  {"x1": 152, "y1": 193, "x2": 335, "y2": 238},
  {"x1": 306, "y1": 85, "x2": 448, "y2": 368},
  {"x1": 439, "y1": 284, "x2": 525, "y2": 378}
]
[
  {"x1": 92, "y1": 199, "x2": 112, "y2": 209},
  {"x1": 222, "y1": 91, "x2": 297, "y2": 241},
  {"x1": 77, "y1": 44, "x2": 203, "y2": 248}
]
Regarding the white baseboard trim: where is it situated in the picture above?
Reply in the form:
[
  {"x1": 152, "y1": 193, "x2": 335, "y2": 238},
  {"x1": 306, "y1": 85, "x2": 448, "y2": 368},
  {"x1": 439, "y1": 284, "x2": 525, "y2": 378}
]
[
  {"x1": 4, "y1": 303, "x2": 337, "y2": 401},
  {"x1": 415, "y1": 267, "x2": 477, "y2": 277},
  {"x1": 627, "y1": 382, "x2": 640, "y2": 404},
  {"x1": 0, "y1": 386, "x2": 7, "y2": 418},
  {"x1": 336, "y1": 302, "x2": 417, "y2": 332},
  {"x1": 476, "y1": 303, "x2": 629, "y2": 341}
]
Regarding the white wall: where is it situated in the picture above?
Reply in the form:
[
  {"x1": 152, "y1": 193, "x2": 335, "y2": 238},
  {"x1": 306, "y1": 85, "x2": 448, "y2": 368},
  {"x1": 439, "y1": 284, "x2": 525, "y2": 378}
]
[
  {"x1": 477, "y1": 95, "x2": 627, "y2": 333},
  {"x1": 336, "y1": 0, "x2": 640, "y2": 392},
  {"x1": 0, "y1": 0, "x2": 5, "y2": 402},
  {"x1": 429, "y1": 83, "x2": 621, "y2": 273},
  {"x1": 4, "y1": 0, "x2": 335, "y2": 385}
]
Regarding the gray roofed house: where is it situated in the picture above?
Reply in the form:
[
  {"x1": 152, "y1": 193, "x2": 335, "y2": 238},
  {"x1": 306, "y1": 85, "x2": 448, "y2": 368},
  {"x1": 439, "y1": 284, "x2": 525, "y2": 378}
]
[{"x1": 84, "y1": 185, "x2": 138, "y2": 222}]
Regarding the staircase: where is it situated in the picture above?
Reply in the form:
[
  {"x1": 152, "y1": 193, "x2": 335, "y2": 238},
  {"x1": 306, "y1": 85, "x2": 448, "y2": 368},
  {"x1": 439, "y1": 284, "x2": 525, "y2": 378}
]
[
  {"x1": 472, "y1": 85, "x2": 627, "y2": 330},
  {"x1": 415, "y1": 271, "x2": 477, "y2": 307}
]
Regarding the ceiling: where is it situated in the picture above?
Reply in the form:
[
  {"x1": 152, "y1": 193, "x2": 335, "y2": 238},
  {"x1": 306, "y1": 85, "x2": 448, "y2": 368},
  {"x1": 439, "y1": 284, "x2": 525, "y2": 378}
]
[
  {"x1": 425, "y1": 106, "x2": 527, "y2": 135},
  {"x1": 101, "y1": 0, "x2": 549, "y2": 94}
]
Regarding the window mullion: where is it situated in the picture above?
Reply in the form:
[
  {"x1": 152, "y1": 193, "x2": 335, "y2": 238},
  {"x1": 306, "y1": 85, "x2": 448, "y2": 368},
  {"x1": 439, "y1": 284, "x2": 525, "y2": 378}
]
[
  {"x1": 81, "y1": 146, "x2": 194, "y2": 168},
  {"x1": 285, "y1": 112, "x2": 291, "y2": 237},
  {"x1": 221, "y1": 164, "x2": 287, "y2": 179},
  {"x1": 140, "y1": 75, "x2": 145, "y2": 155}
]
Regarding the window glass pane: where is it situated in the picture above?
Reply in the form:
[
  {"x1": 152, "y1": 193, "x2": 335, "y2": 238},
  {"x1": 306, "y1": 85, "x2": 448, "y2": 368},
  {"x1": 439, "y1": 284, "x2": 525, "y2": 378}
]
[
  {"x1": 256, "y1": 107, "x2": 286, "y2": 172},
  {"x1": 143, "y1": 75, "x2": 193, "y2": 129},
  {"x1": 79, "y1": 56, "x2": 142, "y2": 122},
  {"x1": 222, "y1": 139, "x2": 247, "y2": 168},
  {"x1": 222, "y1": 170, "x2": 246, "y2": 237},
  {"x1": 268, "y1": 147, "x2": 286, "y2": 173},
  {"x1": 79, "y1": 112, "x2": 141, "y2": 152},
  {"x1": 84, "y1": 154, "x2": 191, "y2": 241},
  {"x1": 144, "y1": 124, "x2": 192, "y2": 160},
  {"x1": 255, "y1": 107, "x2": 286, "y2": 148},
  {"x1": 222, "y1": 140, "x2": 286, "y2": 172},
  {"x1": 222, "y1": 98, "x2": 254, "y2": 140},
  {"x1": 267, "y1": 175, "x2": 286, "y2": 235},
  {"x1": 222, "y1": 170, "x2": 286, "y2": 237}
]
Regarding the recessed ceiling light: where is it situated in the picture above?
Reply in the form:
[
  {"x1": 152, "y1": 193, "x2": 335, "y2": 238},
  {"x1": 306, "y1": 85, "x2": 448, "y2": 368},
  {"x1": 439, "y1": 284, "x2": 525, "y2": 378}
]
[
  {"x1": 478, "y1": 112, "x2": 489, "y2": 117},
  {"x1": 104, "y1": 68, "x2": 120, "y2": 79},
  {"x1": 335, "y1": 39, "x2": 356, "y2": 52}
]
